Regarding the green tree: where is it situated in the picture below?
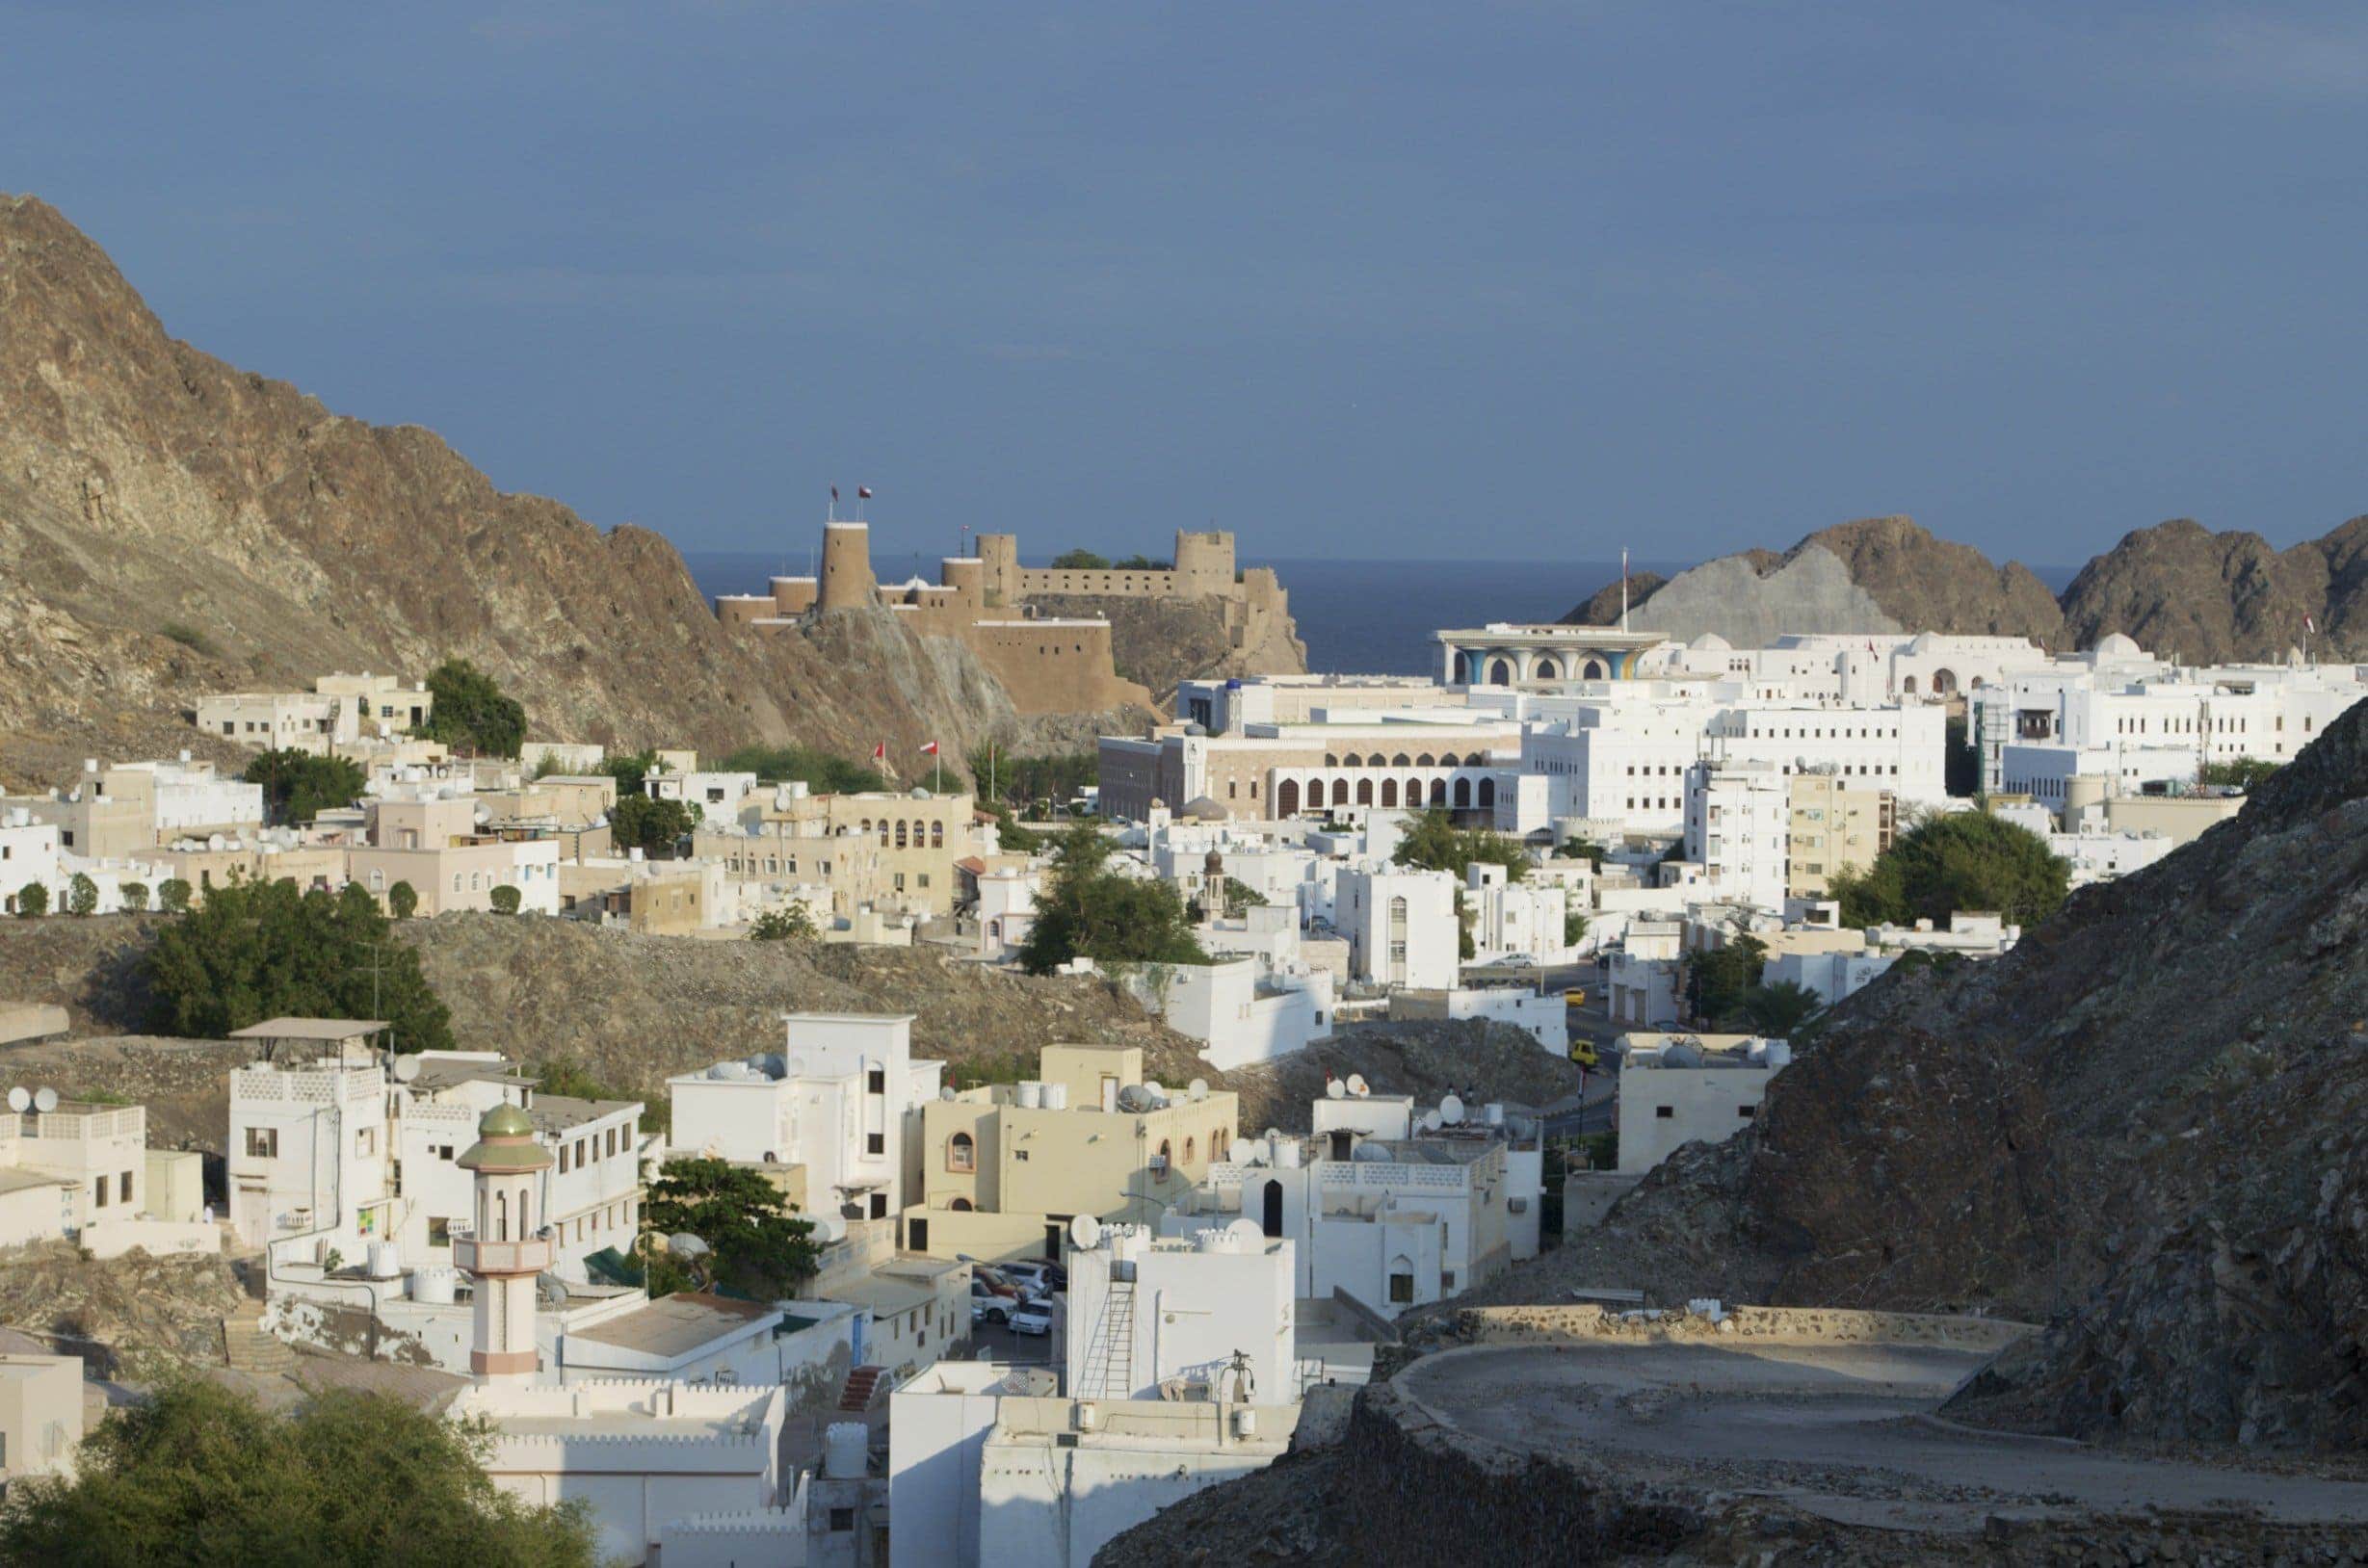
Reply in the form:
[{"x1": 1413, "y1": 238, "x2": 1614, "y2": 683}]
[
  {"x1": 1741, "y1": 980, "x2": 1824, "y2": 1038},
  {"x1": 717, "y1": 743, "x2": 889, "y2": 794},
  {"x1": 1019, "y1": 824, "x2": 1207, "y2": 974},
  {"x1": 1393, "y1": 810, "x2": 1529, "y2": 882},
  {"x1": 66, "y1": 873, "x2": 99, "y2": 917},
  {"x1": 609, "y1": 794, "x2": 700, "y2": 857},
  {"x1": 418, "y1": 658, "x2": 527, "y2": 758},
  {"x1": 2200, "y1": 757, "x2": 2282, "y2": 791},
  {"x1": 386, "y1": 880, "x2": 419, "y2": 920},
  {"x1": 750, "y1": 904, "x2": 818, "y2": 942},
  {"x1": 13, "y1": 882, "x2": 47, "y2": 918},
  {"x1": 0, "y1": 1378, "x2": 596, "y2": 1566},
  {"x1": 157, "y1": 878, "x2": 192, "y2": 915},
  {"x1": 243, "y1": 748, "x2": 367, "y2": 825},
  {"x1": 1830, "y1": 811, "x2": 2071, "y2": 931},
  {"x1": 1112, "y1": 553, "x2": 1167, "y2": 570},
  {"x1": 964, "y1": 746, "x2": 1094, "y2": 812},
  {"x1": 488, "y1": 885, "x2": 522, "y2": 916},
  {"x1": 1564, "y1": 909, "x2": 1590, "y2": 948},
  {"x1": 594, "y1": 748, "x2": 663, "y2": 797},
  {"x1": 1561, "y1": 836, "x2": 1607, "y2": 868},
  {"x1": 1049, "y1": 548, "x2": 1111, "y2": 569},
  {"x1": 643, "y1": 1158, "x2": 822, "y2": 1301},
  {"x1": 143, "y1": 878, "x2": 455, "y2": 1051},
  {"x1": 1685, "y1": 934, "x2": 1767, "y2": 1026},
  {"x1": 118, "y1": 880, "x2": 149, "y2": 913}
]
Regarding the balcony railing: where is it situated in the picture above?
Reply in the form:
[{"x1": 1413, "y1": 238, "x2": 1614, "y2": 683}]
[{"x1": 452, "y1": 1231, "x2": 553, "y2": 1275}]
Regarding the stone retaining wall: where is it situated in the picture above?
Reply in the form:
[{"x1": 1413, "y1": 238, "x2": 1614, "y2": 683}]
[{"x1": 1445, "y1": 1301, "x2": 2036, "y2": 1353}]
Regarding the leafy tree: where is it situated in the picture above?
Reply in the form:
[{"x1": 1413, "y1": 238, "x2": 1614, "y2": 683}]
[
  {"x1": 1019, "y1": 824, "x2": 1207, "y2": 974},
  {"x1": 418, "y1": 658, "x2": 527, "y2": 758},
  {"x1": 1564, "y1": 909, "x2": 1590, "y2": 948},
  {"x1": 1049, "y1": 548, "x2": 1111, "y2": 569},
  {"x1": 717, "y1": 743, "x2": 889, "y2": 795},
  {"x1": 964, "y1": 746, "x2": 1094, "y2": 811},
  {"x1": 66, "y1": 874, "x2": 98, "y2": 917},
  {"x1": 157, "y1": 878, "x2": 193, "y2": 915},
  {"x1": 144, "y1": 879, "x2": 454, "y2": 1052},
  {"x1": 488, "y1": 885, "x2": 522, "y2": 916},
  {"x1": 387, "y1": 880, "x2": 419, "y2": 920},
  {"x1": 750, "y1": 904, "x2": 818, "y2": 942},
  {"x1": 0, "y1": 1377, "x2": 596, "y2": 1566},
  {"x1": 13, "y1": 882, "x2": 46, "y2": 918},
  {"x1": 1112, "y1": 554, "x2": 1168, "y2": 570},
  {"x1": 643, "y1": 1157, "x2": 821, "y2": 1301},
  {"x1": 1685, "y1": 934, "x2": 1767, "y2": 1026},
  {"x1": 1830, "y1": 811, "x2": 2070, "y2": 931},
  {"x1": 594, "y1": 748, "x2": 663, "y2": 797},
  {"x1": 1561, "y1": 836, "x2": 1607, "y2": 867},
  {"x1": 118, "y1": 881, "x2": 149, "y2": 913},
  {"x1": 243, "y1": 748, "x2": 367, "y2": 825},
  {"x1": 2200, "y1": 758, "x2": 2282, "y2": 791},
  {"x1": 1392, "y1": 810, "x2": 1529, "y2": 883},
  {"x1": 1741, "y1": 980, "x2": 1823, "y2": 1038},
  {"x1": 609, "y1": 795, "x2": 701, "y2": 857}
]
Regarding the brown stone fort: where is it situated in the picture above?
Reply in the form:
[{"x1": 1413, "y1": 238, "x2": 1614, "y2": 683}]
[{"x1": 715, "y1": 524, "x2": 1292, "y2": 716}]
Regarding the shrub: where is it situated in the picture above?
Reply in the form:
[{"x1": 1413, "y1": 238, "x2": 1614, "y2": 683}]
[
  {"x1": 13, "y1": 882, "x2": 47, "y2": 919},
  {"x1": 158, "y1": 621, "x2": 220, "y2": 656},
  {"x1": 387, "y1": 881, "x2": 419, "y2": 920},
  {"x1": 157, "y1": 878, "x2": 193, "y2": 915},
  {"x1": 66, "y1": 874, "x2": 99, "y2": 917},
  {"x1": 750, "y1": 905, "x2": 818, "y2": 942},
  {"x1": 118, "y1": 881, "x2": 149, "y2": 913},
  {"x1": 488, "y1": 885, "x2": 522, "y2": 916}
]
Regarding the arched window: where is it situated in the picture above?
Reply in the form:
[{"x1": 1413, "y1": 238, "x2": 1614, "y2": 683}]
[
  {"x1": 947, "y1": 1132, "x2": 975, "y2": 1172},
  {"x1": 859, "y1": 819, "x2": 871, "y2": 835},
  {"x1": 1356, "y1": 778, "x2": 1375, "y2": 806},
  {"x1": 895, "y1": 821, "x2": 909, "y2": 849},
  {"x1": 1429, "y1": 778, "x2": 1447, "y2": 806},
  {"x1": 1390, "y1": 752, "x2": 1410, "y2": 768},
  {"x1": 1902, "y1": 674, "x2": 1918, "y2": 694},
  {"x1": 1453, "y1": 777, "x2": 1472, "y2": 808},
  {"x1": 1381, "y1": 779, "x2": 1399, "y2": 808},
  {"x1": 1276, "y1": 779, "x2": 1301, "y2": 816},
  {"x1": 1488, "y1": 658, "x2": 1513, "y2": 685},
  {"x1": 1478, "y1": 777, "x2": 1497, "y2": 809},
  {"x1": 1261, "y1": 1179, "x2": 1284, "y2": 1238},
  {"x1": 1439, "y1": 752, "x2": 1461, "y2": 768},
  {"x1": 1534, "y1": 656, "x2": 1560, "y2": 681},
  {"x1": 1306, "y1": 779, "x2": 1327, "y2": 809},
  {"x1": 1581, "y1": 659, "x2": 1605, "y2": 680},
  {"x1": 1324, "y1": 753, "x2": 1339, "y2": 768},
  {"x1": 950, "y1": 1196, "x2": 973, "y2": 1212},
  {"x1": 1415, "y1": 753, "x2": 1435, "y2": 768},
  {"x1": 879, "y1": 820, "x2": 891, "y2": 844},
  {"x1": 931, "y1": 821, "x2": 944, "y2": 848},
  {"x1": 1185, "y1": 1137, "x2": 1197, "y2": 1163},
  {"x1": 1157, "y1": 1138, "x2": 1173, "y2": 1169},
  {"x1": 495, "y1": 1189, "x2": 509, "y2": 1241}
]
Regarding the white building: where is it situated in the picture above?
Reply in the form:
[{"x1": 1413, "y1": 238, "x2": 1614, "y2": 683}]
[
  {"x1": 647, "y1": 770, "x2": 759, "y2": 825},
  {"x1": 0, "y1": 808, "x2": 63, "y2": 915},
  {"x1": 1763, "y1": 947, "x2": 1897, "y2": 1008},
  {"x1": 1616, "y1": 1033, "x2": 1791, "y2": 1174},
  {"x1": 1388, "y1": 985, "x2": 1569, "y2": 1057},
  {"x1": 889, "y1": 1219, "x2": 1303, "y2": 1568},
  {"x1": 667, "y1": 1013, "x2": 944, "y2": 1228},
  {"x1": 1333, "y1": 865, "x2": 1458, "y2": 989},
  {"x1": 1155, "y1": 957, "x2": 1335, "y2": 1071},
  {"x1": 1683, "y1": 758, "x2": 1791, "y2": 913},
  {"x1": 1605, "y1": 918, "x2": 1684, "y2": 1028},
  {"x1": 1461, "y1": 862, "x2": 1567, "y2": 964}
]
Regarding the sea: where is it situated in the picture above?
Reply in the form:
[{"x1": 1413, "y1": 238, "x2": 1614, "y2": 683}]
[
  {"x1": 682, "y1": 550, "x2": 1683, "y2": 677},
  {"x1": 682, "y1": 550, "x2": 2085, "y2": 678}
]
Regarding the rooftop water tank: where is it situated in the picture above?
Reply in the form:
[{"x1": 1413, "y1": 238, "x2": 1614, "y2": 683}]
[
  {"x1": 1016, "y1": 1081, "x2": 1044, "y2": 1110},
  {"x1": 366, "y1": 1241, "x2": 402, "y2": 1279},
  {"x1": 823, "y1": 1422, "x2": 867, "y2": 1479},
  {"x1": 1041, "y1": 1081, "x2": 1069, "y2": 1111},
  {"x1": 410, "y1": 1265, "x2": 457, "y2": 1305}
]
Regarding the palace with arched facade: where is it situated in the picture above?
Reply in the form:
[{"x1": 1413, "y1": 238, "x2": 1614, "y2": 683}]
[{"x1": 1436, "y1": 624, "x2": 1665, "y2": 689}]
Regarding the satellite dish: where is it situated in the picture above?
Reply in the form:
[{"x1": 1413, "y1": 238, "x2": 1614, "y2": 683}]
[
  {"x1": 392, "y1": 1056, "x2": 422, "y2": 1083},
  {"x1": 1068, "y1": 1214, "x2": 1103, "y2": 1251},
  {"x1": 1262, "y1": 1127, "x2": 1283, "y2": 1143},
  {"x1": 1325, "y1": 1078, "x2": 1345, "y2": 1100},
  {"x1": 1439, "y1": 1093, "x2": 1465, "y2": 1125},
  {"x1": 1352, "y1": 1141, "x2": 1393, "y2": 1163},
  {"x1": 33, "y1": 1088, "x2": 58, "y2": 1113},
  {"x1": 1225, "y1": 1218, "x2": 1264, "y2": 1244},
  {"x1": 666, "y1": 1232, "x2": 711, "y2": 1259},
  {"x1": 939, "y1": 1086, "x2": 957, "y2": 1102},
  {"x1": 1144, "y1": 1080, "x2": 1166, "y2": 1101},
  {"x1": 1346, "y1": 1073, "x2": 1370, "y2": 1098},
  {"x1": 1188, "y1": 1078, "x2": 1209, "y2": 1102},
  {"x1": 1418, "y1": 1111, "x2": 1443, "y2": 1133},
  {"x1": 5, "y1": 1087, "x2": 26, "y2": 1112}
]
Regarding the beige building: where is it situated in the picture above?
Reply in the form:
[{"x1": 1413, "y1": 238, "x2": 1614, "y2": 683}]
[
  {"x1": 1097, "y1": 719, "x2": 1521, "y2": 823},
  {"x1": 0, "y1": 1354, "x2": 83, "y2": 1485},
  {"x1": 1786, "y1": 771, "x2": 1896, "y2": 898},
  {"x1": 198, "y1": 671, "x2": 433, "y2": 754},
  {"x1": 900, "y1": 1046, "x2": 1241, "y2": 1265},
  {"x1": 697, "y1": 784, "x2": 983, "y2": 919},
  {"x1": 0, "y1": 1099, "x2": 148, "y2": 1244}
]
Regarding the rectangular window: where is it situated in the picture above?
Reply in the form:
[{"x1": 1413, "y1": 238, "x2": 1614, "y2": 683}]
[
  {"x1": 246, "y1": 1126, "x2": 278, "y2": 1159},
  {"x1": 1388, "y1": 1273, "x2": 1413, "y2": 1303},
  {"x1": 1655, "y1": 1106, "x2": 1674, "y2": 1119},
  {"x1": 1738, "y1": 1104, "x2": 1757, "y2": 1118},
  {"x1": 119, "y1": 1172, "x2": 133, "y2": 1204},
  {"x1": 429, "y1": 1217, "x2": 451, "y2": 1246},
  {"x1": 558, "y1": 1144, "x2": 570, "y2": 1174},
  {"x1": 93, "y1": 1178, "x2": 108, "y2": 1209},
  {"x1": 867, "y1": 1133, "x2": 885, "y2": 1155}
]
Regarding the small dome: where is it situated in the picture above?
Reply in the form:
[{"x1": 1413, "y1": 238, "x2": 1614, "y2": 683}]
[
  {"x1": 1181, "y1": 796, "x2": 1228, "y2": 822},
  {"x1": 480, "y1": 1103, "x2": 534, "y2": 1138},
  {"x1": 1688, "y1": 632, "x2": 1730, "y2": 652},
  {"x1": 2093, "y1": 631, "x2": 2141, "y2": 658},
  {"x1": 1908, "y1": 631, "x2": 1940, "y2": 653}
]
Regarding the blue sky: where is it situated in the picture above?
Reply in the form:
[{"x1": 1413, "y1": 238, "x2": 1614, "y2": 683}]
[{"x1": 7, "y1": 3, "x2": 2366, "y2": 565}]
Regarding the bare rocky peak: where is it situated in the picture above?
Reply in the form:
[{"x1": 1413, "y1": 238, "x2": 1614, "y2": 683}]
[
  {"x1": 2057, "y1": 514, "x2": 2368, "y2": 663},
  {"x1": 0, "y1": 194, "x2": 1128, "y2": 788}
]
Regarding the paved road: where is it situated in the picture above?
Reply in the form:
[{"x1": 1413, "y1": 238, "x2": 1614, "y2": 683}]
[{"x1": 1400, "y1": 1342, "x2": 2368, "y2": 1534}]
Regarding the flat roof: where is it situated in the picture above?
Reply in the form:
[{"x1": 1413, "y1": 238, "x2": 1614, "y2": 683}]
[
  {"x1": 528, "y1": 1093, "x2": 640, "y2": 1132},
  {"x1": 228, "y1": 1017, "x2": 388, "y2": 1040},
  {"x1": 568, "y1": 1293, "x2": 778, "y2": 1358},
  {"x1": 823, "y1": 1275, "x2": 938, "y2": 1317}
]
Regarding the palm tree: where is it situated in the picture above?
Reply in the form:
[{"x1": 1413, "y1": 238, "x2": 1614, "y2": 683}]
[{"x1": 1741, "y1": 980, "x2": 1823, "y2": 1039}]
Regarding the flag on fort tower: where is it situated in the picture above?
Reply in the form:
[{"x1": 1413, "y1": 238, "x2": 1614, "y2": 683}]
[
  {"x1": 857, "y1": 486, "x2": 873, "y2": 500},
  {"x1": 918, "y1": 740, "x2": 940, "y2": 756}
]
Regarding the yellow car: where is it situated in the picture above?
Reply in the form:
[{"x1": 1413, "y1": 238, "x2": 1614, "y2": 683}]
[{"x1": 1568, "y1": 1038, "x2": 1599, "y2": 1070}]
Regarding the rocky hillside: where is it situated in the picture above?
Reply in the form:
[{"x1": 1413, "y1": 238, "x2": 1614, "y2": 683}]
[
  {"x1": 1030, "y1": 590, "x2": 1305, "y2": 707},
  {"x1": 1563, "y1": 516, "x2": 2063, "y2": 644},
  {"x1": 0, "y1": 913, "x2": 1579, "y2": 1153},
  {"x1": 1564, "y1": 512, "x2": 2368, "y2": 662},
  {"x1": 0, "y1": 194, "x2": 1132, "y2": 791},
  {"x1": 1455, "y1": 694, "x2": 2368, "y2": 1451},
  {"x1": 2057, "y1": 515, "x2": 2368, "y2": 664}
]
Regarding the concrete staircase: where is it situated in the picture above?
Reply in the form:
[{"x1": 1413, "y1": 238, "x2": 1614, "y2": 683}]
[
  {"x1": 836, "y1": 1365, "x2": 887, "y2": 1414},
  {"x1": 221, "y1": 1302, "x2": 296, "y2": 1375}
]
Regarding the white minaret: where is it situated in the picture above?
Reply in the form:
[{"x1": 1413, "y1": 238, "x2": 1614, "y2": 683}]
[{"x1": 455, "y1": 1101, "x2": 554, "y2": 1383}]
